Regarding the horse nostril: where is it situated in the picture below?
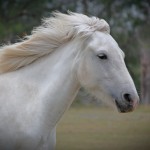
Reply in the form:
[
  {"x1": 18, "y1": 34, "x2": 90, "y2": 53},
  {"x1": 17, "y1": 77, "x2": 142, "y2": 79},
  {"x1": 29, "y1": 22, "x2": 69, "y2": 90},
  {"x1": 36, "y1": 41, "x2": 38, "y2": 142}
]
[{"x1": 123, "y1": 93, "x2": 133, "y2": 104}]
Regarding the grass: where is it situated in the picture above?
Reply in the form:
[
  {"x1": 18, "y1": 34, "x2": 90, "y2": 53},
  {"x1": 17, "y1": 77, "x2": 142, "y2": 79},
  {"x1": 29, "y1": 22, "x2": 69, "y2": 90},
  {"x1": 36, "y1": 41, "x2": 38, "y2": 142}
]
[{"x1": 56, "y1": 105, "x2": 150, "y2": 150}]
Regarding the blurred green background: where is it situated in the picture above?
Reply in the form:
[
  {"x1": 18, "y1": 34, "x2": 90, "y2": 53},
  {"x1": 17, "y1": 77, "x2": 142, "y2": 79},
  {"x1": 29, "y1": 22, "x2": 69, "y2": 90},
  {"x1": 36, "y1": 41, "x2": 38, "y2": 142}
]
[
  {"x1": 0, "y1": 0, "x2": 149, "y2": 104},
  {"x1": 0, "y1": 0, "x2": 150, "y2": 149}
]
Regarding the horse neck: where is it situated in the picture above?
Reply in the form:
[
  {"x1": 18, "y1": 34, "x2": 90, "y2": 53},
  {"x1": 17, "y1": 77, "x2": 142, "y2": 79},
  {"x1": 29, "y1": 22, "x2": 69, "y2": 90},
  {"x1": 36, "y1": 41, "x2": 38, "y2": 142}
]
[{"x1": 20, "y1": 39, "x2": 81, "y2": 129}]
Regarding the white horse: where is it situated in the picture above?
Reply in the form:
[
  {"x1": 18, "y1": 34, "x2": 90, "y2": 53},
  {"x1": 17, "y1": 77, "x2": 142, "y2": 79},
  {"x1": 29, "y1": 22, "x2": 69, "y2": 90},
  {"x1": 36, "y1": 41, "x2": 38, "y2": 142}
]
[{"x1": 0, "y1": 12, "x2": 139, "y2": 150}]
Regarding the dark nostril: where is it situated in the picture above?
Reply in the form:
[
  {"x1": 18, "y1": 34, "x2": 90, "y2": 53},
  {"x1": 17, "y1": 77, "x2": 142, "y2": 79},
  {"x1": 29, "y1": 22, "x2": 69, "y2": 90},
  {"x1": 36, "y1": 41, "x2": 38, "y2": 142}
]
[{"x1": 123, "y1": 93, "x2": 133, "y2": 103}]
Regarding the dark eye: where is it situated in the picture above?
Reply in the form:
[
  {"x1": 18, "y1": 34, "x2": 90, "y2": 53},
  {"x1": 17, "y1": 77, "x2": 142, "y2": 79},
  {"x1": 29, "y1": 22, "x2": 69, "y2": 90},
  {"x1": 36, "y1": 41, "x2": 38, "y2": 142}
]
[{"x1": 97, "y1": 53, "x2": 107, "y2": 60}]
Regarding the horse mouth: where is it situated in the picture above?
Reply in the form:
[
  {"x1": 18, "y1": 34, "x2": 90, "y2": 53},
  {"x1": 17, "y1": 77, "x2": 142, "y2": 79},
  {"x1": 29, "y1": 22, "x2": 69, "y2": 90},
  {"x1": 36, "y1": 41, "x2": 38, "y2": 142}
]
[{"x1": 115, "y1": 100, "x2": 134, "y2": 113}]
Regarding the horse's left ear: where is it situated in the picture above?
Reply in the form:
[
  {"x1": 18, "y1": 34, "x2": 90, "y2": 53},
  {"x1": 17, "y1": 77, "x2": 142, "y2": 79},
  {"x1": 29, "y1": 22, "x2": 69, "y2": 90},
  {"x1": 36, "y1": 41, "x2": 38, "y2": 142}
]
[{"x1": 97, "y1": 19, "x2": 110, "y2": 33}]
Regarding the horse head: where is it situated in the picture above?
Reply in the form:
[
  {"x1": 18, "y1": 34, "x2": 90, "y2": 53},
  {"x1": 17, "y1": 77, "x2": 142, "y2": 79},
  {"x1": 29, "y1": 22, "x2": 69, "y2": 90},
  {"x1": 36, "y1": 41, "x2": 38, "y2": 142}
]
[{"x1": 77, "y1": 31, "x2": 139, "y2": 113}]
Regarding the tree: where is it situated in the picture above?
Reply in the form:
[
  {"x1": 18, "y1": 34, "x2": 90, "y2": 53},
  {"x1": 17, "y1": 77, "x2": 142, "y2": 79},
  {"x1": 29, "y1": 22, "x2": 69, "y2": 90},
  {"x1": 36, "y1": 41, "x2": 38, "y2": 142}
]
[
  {"x1": 0, "y1": 0, "x2": 149, "y2": 104},
  {"x1": 137, "y1": 24, "x2": 150, "y2": 104}
]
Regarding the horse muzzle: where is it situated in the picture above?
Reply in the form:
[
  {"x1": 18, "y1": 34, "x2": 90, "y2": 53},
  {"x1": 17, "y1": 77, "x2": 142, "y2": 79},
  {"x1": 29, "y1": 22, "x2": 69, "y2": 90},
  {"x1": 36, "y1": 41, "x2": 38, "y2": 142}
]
[{"x1": 115, "y1": 93, "x2": 139, "y2": 113}]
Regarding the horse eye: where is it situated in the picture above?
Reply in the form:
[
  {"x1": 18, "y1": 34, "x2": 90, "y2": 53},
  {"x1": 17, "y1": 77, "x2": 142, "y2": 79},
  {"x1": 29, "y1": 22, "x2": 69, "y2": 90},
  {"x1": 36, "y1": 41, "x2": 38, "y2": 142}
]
[{"x1": 97, "y1": 53, "x2": 107, "y2": 60}]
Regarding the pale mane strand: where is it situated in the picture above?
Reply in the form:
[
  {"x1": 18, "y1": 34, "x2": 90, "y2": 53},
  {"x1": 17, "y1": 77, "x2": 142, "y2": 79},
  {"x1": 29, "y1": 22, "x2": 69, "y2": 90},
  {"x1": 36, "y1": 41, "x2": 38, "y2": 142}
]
[{"x1": 0, "y1": 12, "x2": 110, "y2": 73}]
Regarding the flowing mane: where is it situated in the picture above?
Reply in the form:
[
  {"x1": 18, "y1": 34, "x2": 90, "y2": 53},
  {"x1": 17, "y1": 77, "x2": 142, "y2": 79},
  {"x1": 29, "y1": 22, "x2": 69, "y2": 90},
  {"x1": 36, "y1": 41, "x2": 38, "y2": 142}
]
[{"x1": 0, "y1": 12, "x2": 110, "y2": 73}]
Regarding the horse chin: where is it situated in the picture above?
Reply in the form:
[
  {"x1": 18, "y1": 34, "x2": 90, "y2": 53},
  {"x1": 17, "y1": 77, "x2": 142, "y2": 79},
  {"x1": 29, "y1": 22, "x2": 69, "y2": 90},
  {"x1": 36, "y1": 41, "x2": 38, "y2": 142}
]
[{"x1": 115, "y1": 100, "x2": 134, "y2": 113}]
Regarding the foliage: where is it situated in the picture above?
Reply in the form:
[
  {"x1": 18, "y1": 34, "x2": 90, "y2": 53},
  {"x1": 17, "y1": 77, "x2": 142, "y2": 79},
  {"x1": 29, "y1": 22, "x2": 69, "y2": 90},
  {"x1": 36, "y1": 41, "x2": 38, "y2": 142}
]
[{"x1": 0, "y1": 0, "x2": 149, "y2": 97}]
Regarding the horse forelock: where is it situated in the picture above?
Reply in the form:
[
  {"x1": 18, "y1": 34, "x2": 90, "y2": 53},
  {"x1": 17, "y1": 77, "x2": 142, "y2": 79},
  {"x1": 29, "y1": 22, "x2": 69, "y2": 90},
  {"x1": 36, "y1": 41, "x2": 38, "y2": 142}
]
[{"x1": 0, "y1": 12, "x2": 110, "y2": 73}]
